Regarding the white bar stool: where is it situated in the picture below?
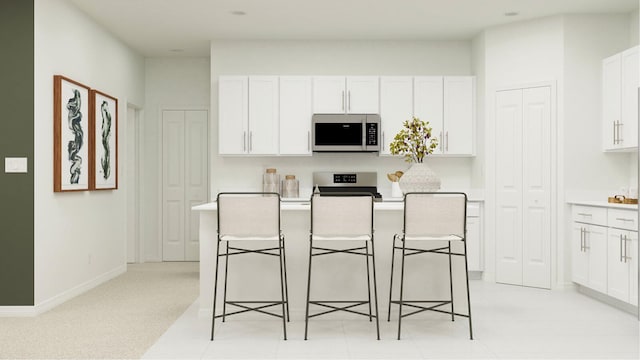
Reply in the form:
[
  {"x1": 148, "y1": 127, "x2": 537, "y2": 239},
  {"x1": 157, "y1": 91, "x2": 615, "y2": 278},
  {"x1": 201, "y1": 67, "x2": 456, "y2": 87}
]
[
  {"x1": 211, "y1": 192, "x2": 289, "y2": 340},
  {"x1": 304, "y1": 193, "x2": 380, "y2": 340},
  {"x1": 387, "y1": 192, "x2": 473, "y2": 340}
]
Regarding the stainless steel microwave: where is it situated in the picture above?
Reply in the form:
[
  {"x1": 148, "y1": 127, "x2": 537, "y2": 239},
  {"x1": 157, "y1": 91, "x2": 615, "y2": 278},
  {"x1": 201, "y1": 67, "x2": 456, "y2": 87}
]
[{"x1": 311, "y1": 114, "x2": 381, "y2": 152}]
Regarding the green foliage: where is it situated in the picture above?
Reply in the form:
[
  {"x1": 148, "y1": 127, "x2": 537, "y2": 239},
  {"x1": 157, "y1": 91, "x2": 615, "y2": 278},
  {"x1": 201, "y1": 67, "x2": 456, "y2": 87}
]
[{"x1": 389, "y1": 116, "x2": 438, "y2": 163}]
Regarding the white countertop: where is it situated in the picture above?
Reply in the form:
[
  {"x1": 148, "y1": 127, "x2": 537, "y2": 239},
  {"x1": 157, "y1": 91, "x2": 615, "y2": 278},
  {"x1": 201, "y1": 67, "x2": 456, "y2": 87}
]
[{"x1": 567, "y1": 200, "x2": 638, "y2": 210}]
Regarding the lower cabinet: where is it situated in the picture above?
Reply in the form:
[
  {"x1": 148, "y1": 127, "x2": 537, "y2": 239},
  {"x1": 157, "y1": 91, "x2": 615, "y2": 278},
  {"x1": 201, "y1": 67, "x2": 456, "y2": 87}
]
[
  {"x1": 466, "y1": 203, "x2": 482, "y2": 272},
  {"x1": 571, "y1": 204, "x2": 638, "y2": 306}
]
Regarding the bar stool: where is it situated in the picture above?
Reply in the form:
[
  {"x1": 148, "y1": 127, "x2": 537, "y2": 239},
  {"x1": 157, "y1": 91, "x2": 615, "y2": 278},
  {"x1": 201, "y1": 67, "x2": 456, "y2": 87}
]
[
  {"x1": 387, "y1": 192, "x2": 473, "y2": 340},
  {"x1": 304, "y1": 193, "x2": 380, "y2": 340},
  {"x1": 211, "y1": 192, "x2": 289, "y2": 340}
]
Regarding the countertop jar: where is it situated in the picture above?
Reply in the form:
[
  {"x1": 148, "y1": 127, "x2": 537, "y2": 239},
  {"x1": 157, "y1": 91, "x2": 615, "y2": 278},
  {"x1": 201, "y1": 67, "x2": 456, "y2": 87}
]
[{"x1": 263, "y1": 168, "x2": 280, "y2": 194}]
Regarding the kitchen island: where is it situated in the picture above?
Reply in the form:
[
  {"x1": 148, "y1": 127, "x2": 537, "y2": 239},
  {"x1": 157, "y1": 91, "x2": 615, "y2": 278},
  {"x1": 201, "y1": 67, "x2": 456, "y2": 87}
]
[{"x1": 193, "y1": 198, "x2": 483, "y2": 319}]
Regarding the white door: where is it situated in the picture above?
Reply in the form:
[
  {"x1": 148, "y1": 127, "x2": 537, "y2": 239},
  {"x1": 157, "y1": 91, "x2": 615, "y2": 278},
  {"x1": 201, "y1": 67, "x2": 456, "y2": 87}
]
[
  {"x1": 380, "y1": 76, "x2": 413, "y2": 155},
  {"x1": 162, "y1": 109, "x2": 208, "y2": 261},
  {"x1": 495, "y1": 86, "x2": 552, "y2": 289},
  {"x1": 126, "y1": 106, "x2": 140, "y2": 263},
  {"x1": 629, "y1": 234, "x2": 638, "y2": 306},
  {"x1": 414, "y1": 77, "x2": 444, "y2": 153},
  {"x1": 495, "y1": 89, "x2": 524, "y2": 286},
  {"x1": 607, "y1": 228, "x2": 630, "y2": 301},
  {"x1": 346, "y1": 76, "x2": 379, "y2": 114},
  {"x1": 620, "y1": 47, "x2": 638, "y2": 148},
  {"x1": 572, "y1": 224, "x2": 589, "y2": 286},
  {"x1": 521, "y1": 86, "x2": 551, "y2": 289},
  {"x1": 313, "y1": 76, "x2": 346, "y2": 114},
  {"x1": 587, "y1": 225, "x2": 608, "y2": 293},
  {"x1": 218, "y1": 76, "x2": 248, "y2": 155},
  {"x1": 279, "y1": 76, "x2": 312, "y2": 155},
  {"x1": 602, "y1": 54, "x2": 621, "y2": 150},
  {"x1": 443, "y1": 77, "x2": 474, "y2": 155}
]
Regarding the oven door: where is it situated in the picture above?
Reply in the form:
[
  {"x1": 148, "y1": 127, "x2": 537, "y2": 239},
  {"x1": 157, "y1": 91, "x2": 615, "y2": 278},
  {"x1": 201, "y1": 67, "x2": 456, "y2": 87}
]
[{"x1": 312, "y1": 114, "x2": 366, "y2": 152}]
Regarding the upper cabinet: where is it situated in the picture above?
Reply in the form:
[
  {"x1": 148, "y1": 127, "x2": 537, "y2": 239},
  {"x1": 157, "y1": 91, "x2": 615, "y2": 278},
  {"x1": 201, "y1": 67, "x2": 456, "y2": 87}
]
[
  {"x1": 218, "y1": 76, "x2": 279, "y2": 155},
  {"x1": 602, "y1": 46, "x2": 638, "y2": 151},
  {"x1": 414, "y1": 76, "x2": 475, "y2": 156},
  {"x1": 313, "y1": 76, "x2": 379, "y2": 114},
  {"x1": 279, "y1": 76, "x2": 312, "y2": 155},
  {"x1": 379, "y1": 76, "x2": 413, "y2": 155}
]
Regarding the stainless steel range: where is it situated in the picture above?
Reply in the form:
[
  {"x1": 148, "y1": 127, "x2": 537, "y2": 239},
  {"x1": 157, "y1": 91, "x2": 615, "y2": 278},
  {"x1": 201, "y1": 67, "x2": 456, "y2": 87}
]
[{"x1": 312, "y1": 171, "x2": 382, "y2": 201}]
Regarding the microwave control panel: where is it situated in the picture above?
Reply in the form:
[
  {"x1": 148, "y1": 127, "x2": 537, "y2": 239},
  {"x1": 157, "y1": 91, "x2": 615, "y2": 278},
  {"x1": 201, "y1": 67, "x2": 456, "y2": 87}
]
[{"x1": 366, "y1": 123, "x2": 378, "y2": 146}]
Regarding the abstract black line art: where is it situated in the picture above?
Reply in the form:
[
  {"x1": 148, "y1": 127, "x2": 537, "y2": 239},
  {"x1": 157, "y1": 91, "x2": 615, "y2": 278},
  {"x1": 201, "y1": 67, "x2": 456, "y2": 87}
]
[
  {"x1": 100, "y1": 101, "x2": 111, "y2": 180},
  {"x1": 67, "y1": 89, "x2": 83, "y2": 184}
]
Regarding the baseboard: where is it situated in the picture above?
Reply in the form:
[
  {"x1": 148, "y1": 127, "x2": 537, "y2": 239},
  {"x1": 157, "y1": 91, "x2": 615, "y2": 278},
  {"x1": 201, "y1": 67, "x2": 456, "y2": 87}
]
[
  {"x1": 576, "y1": 285, "x2": 639, "y2": 316},
  {"x1": 33, "y1": 264, "x2": 127, "y2": 316},
  {"x1": 0, "y1": 306, "x2": 37, "y2": 317}
]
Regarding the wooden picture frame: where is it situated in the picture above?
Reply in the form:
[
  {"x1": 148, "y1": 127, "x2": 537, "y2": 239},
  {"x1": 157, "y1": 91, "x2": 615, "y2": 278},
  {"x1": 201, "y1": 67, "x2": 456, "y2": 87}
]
[
  {"x1": 90, "y1": 89, "x2": 118, "y2": 190},
  {"x1": 54, "y1": 75, "x2": 91, "y2": 192}
]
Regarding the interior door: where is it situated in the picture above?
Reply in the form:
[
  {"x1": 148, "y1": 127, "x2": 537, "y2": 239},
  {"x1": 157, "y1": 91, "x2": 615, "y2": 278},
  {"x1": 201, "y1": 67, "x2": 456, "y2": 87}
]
[
  {"x1": 495, "y1": 89, "x2": 524, "y2": 286},
  {"x1": 521, "y1": 86, "x2": 551, "y2": 289},
  {"x1": 162, "y1": 109, "x2": 208, "y2": 261}
]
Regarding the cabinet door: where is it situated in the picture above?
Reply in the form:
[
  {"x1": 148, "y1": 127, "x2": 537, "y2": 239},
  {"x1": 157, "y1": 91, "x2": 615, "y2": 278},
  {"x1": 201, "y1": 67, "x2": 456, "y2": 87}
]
[
  {"x1": 629, "y1": 234, "x2": 638, "y2": 306},
  {"x1": 280, "y1": 76, "x2": 312, "y2": 155},
  {"x1": 346, "y1": 76, "x2": 379, "y2": 113},
  {"x1": 466, "y1": 215, "x2": 482, "y2": 271},
  {"x1": 313, "y1": 76, "x2": 346, "y2": 114},
  {"x1": 620, "y1": 46, "x2": 638, "y2": 149},
  {"x1": 572, "y1": 223, "x2": 589, "y2": 286},
  {"x1": 248, "y1": 76, "x2": 279, "y2": 155},
  {"x1": 586, "y1": 224, "x2": 608, "y2": 293},
  {"x1": 602, "y1": 53, "x2": 621, "y2": 151},
  {"x1": 414, "y1": 77, "x2": 444, "y2": 153},
  {"x1": 218, "y1": 76, "x2": 248, "y2": 154},
  {"x1": 380, "y1": 77, "x2": 413, "y2": 155},
  {"x1": 607, "y1": 228, "x2": 630, "y2": 301},
  {"x1": 443, "y1": 77, "x2": 474, "y2": 155}
]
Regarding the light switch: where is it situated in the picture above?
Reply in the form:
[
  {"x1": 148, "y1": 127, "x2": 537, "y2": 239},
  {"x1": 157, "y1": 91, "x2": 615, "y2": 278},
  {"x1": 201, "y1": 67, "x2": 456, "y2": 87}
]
[{"x1": 5, "y1": 157, "x2": 28, "y2": 173}]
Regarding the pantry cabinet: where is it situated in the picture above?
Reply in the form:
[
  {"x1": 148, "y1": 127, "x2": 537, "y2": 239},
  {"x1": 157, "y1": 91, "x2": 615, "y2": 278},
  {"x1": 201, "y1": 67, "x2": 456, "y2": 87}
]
[
  {"x1": 602, "y1": 46, "x2": 638, "y2": 151},
  {"x1": 313, "y1": 76, "x2": 379, "y2": 114}
]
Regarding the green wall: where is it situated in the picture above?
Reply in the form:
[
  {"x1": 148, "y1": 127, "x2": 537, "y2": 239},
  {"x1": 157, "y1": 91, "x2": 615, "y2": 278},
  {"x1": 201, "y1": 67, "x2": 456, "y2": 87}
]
[{"x1": 0, "y1": 0, "x2": 34, "y2": 305}]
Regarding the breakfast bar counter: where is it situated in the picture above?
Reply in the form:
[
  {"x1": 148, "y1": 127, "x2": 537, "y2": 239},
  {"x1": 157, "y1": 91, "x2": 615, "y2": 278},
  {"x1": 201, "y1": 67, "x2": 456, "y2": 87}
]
[{"x1": 193, "y1": 198, "x2": 483, "y2": 319}]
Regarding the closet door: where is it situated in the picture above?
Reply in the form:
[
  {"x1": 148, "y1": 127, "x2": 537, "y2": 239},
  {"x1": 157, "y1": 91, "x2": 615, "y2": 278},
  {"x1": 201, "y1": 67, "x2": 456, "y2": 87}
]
[{"x1": 495, "y1": 87, "x2": 551, "y2": 289}]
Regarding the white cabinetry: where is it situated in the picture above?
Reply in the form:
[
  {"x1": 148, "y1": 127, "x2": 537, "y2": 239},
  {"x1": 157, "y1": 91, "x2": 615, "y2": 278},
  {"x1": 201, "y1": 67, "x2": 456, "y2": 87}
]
[
  {"x1": 571, "y1": 204, "x2": 639, "y2": 306},
  {"x1": 606, "y1": 209, "x2": 638, "y2": 305},
  {"x1": 466, "y1": 202, "x2": 483, "y2": 272},
  {"x1": 414, "y1": 76, "x2": 474, "y2": 155},
  {"x1": 380, "y1": 77, "x2": 413, "y2": 155},
  {"x1": 313, "y1": 76, "x2": 379, "y2": 114},
  {"x1": 218, "y1": 76, "x2": 278, "y2": 155},
  {"x1": 279, "y1": 76, "x2": 312, "y2": 155},
  {"x1": 602, "y1": 46, "x2": 638, "y2": 151}
]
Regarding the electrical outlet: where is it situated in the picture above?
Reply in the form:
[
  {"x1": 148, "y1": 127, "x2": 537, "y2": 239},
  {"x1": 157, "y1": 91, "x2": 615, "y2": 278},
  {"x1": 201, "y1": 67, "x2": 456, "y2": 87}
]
[{"x1": 4, "y1": 157, "x2": 28, "y2": 173}]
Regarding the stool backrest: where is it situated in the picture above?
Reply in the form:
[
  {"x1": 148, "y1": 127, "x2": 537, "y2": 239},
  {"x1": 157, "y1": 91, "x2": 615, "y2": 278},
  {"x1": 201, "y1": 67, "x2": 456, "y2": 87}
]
[
  {"x1": 404, "y1": 192, "x2": 467, "y2": 238},
  {"x1": 217, "y1": 192, "x2": 280, "y2": 237},
  {"x1": 311, "y1": 193, "x2": 373, "y2": 237}
]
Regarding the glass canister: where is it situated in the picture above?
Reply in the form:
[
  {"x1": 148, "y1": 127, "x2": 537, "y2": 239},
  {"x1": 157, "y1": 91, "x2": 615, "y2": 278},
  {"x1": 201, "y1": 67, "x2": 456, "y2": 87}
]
[
  {"x1": 281, "y1": 175, "x2": 299, "y2": 198},
  {"x1": 263, "y1": 168, "x2": 280, "y2": 194}
]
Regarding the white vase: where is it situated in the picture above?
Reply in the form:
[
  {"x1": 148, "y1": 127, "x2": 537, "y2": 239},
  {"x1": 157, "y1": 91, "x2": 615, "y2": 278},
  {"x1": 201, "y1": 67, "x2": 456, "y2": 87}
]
[{"x1": 398, "y1": 163, "x2": 441, "y2": 194}]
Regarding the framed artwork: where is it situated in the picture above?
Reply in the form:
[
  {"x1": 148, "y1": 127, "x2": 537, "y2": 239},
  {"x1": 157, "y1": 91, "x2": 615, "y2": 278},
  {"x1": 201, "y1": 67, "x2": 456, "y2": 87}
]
[
  {"x1": 54, "y1": 75, "x2": 91, "y2": 192},
  {"x1": 90, "y1": 89, "x2": 118, "y2": 190}
]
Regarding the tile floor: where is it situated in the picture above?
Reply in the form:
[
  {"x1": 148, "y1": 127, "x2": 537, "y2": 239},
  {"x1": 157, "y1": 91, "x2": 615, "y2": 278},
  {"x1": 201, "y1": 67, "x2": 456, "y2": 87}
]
[{"x1": 143, "y1": 281, "x2": 639, "y2": 359}]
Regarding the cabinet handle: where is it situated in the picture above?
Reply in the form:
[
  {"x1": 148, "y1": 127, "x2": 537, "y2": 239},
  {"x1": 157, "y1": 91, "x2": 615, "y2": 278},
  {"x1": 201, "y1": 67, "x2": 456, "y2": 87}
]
[
  {"x1": 439, "y1": 131, "x2": 443, "y2": 151},
  {"x1": 583, "y1": 229, "x2": 590, "y2": 250},
  {"x1": 342, "y1": 91, "x2": 345, "y2": 111},
  {"x1": 580, "y1": 228, "x2": 583, "y2": 252},
  {"x1": 249, "y1": 131, "x2": 253, "y2": 152},
  {"x1": 620, "y1": 234, "x2": 623, "y2": 262},
  {"x1": 613, "y1": 121, "x2": 617, "y2": 144},
  {"x1": 446, "y1": 131, "x2": 449, "y2": 152},
  {"x1": 618, "y1": 121, "x2": 623, "y2": 144},
  {"x1": 243, "y1": 131, "x2": 247, "y2": 152},
  {"x1": 577, "y1": 213, "x2": 593, "y2": 217},
  {"x1": 615, "y1": 217, "x2": 634, "y2": 222},
  {"x1": 348, "y1": 91, "x2": 351, "y2": 111}
]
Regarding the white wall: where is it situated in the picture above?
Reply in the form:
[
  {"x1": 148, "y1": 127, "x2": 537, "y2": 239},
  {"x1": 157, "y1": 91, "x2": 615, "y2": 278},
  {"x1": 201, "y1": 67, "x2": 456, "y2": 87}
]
[
  {"x1": 34, "y1": 0, "x2": 144, "y2": 307},
  {"x1": 209, "y1": 40, "x2": 478, "y2": 199},
  {"x1": 142, "y1": 57, "x2": 211, "y2": 261}
]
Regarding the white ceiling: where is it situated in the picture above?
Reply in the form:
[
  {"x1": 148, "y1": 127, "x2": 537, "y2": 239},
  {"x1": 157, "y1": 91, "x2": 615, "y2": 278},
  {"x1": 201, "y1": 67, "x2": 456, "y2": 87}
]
[{"x1": 69, "y1": 0, "x2": 638, "y2": 57}]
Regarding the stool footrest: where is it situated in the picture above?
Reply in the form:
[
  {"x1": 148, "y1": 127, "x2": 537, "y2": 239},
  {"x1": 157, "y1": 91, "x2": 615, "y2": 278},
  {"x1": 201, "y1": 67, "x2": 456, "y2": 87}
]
[
  {"x1": 216, "y1": 300, "x2": 286, "y2": 319},
  {"x1": 308, "y1": 300, "x2": 375, "y2": 319},
  {"x1": 390, "y1": 300, "x2": 469, "y2": 319}
]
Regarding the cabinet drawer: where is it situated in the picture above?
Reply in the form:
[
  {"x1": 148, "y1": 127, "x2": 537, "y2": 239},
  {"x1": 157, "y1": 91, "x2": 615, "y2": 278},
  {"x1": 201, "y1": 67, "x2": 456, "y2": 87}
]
[
  {"x1": 572, "y1": 205, "x2": 607, "y2": 226},
  {"x1": 608, "y1": 208, "x2": 638, "y2": 231}
]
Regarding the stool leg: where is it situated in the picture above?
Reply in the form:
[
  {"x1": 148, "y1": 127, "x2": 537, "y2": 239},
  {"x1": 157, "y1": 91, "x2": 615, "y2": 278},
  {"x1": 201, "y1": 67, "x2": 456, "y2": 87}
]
[
  {"x1": 304, "y1": 237, "x2": 313, "y2": 340},
  {"x1": 387, "y1": 235, "x2": 396, "y2": 322},
  {"x1": 211, "y1": 240, "x2": 222, "y2": 341},
  {"x1": 222, "y1": 241, "x2": 230, "y2": 322},
  {"x1": 365, "y1": 241, "x2": 373, "y2": 322},
  {"x1": 448, "y1": 241, "x2": 455, "y2": 322},
  {"x1": 281, "y1": 237, "x2": 290, "y2": 322},
  {"x1": 463, "y1": 239, "x2": 474, "y2": 340},
  {"x1": 397, "y1": 237, "x2": 407, "y2": 340},
  {"x1": 278, "y1": 237, "x2": 288, "y2": 340},
  {"x1": 370, "y1": 239, "x2": 381, "y2": 340}
]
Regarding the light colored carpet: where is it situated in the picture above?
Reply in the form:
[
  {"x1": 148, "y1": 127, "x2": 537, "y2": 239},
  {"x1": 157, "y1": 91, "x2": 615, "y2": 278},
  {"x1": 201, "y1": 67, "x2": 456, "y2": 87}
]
[{"x1": 0, "y1": 262, "x2": 199, "y2": 359}]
